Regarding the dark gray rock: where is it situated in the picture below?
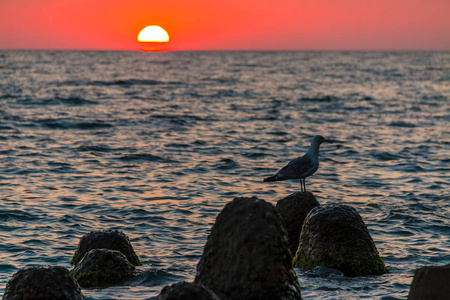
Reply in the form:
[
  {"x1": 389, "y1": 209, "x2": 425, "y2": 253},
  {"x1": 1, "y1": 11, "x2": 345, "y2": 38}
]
[
  {"x1": 408, "y1": 264, "x2": 450, "y2": 300},
  {"x1": 71, "y1": 248, "x2": 135, "y2": 287},
  {"x1": 156, "y1": 281, "x2": 219, "y2": 300},
  {"x1": 195, "y1": 196, "x2": 302, "y2": 300},
  {"x1": 293, "y1": 204, "x2": 387, "y2": 276},
  {"x1": 71, "y1": 229, "x2": 140, "y2": 266},
  {"x1": 276, "y1": 192, "x2": 320, "y2": 257},
  {"x1": 3, "y1": 266, "x2": 85, "y2": 300}
]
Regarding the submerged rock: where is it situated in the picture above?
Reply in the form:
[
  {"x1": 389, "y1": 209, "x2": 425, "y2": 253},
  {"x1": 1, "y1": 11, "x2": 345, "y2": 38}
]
[
  {"x1": 408, "y1": 264, "x2": 450, "y2": 300},
  {"x1": 71, "y1": 229, "x2": 140, "y2": 266},
  {"x1": 293, "y1": 204, "x2": 387, "y2": 276},
  {"x1": 156, "y1": 281, "x2": 219, "y2": 300},
  {"x1": 71, "y1": 248, "x2": 135, "y2": 287},
  {"x1": 195, "y1": 196, "x2": 302, "y2": 300},
  {"x1": 276, "y1": 192, "x2": 320, "y2": 257},
  {"x1": 3, "y1": 266, "x2": 85, "y2": 300}
]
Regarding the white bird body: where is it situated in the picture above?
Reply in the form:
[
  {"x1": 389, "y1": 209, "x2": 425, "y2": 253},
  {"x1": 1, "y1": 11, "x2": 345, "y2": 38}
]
[{"x1": 263, "y1": 135, "x2": 332, "y2": 192}]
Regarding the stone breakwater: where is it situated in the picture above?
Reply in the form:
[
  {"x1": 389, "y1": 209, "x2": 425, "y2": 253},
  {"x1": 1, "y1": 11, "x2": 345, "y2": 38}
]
[
  {"x1": 194, "y1": 196, "x2": 302, "y2": 300},
  {"x1": 276, "y1": 192, "x2": 320, "y2": 258},
  {"x1": 293, "y1": 204, "x2": 387, "y2": 276},
  {"x1": 2, "y1": 266, "x2": 85, "y2": 300},
  {"x1": 2, "y1": 193, "x2": 446, "y2": 299},
  {"x1": 70, "y1": 229, "x2": 141, "y2": 266}
]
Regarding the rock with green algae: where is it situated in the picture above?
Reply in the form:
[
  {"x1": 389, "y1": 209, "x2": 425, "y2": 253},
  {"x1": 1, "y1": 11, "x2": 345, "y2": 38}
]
[
  {"x1": 276, "y1": 191, "x2": 320, "y2": 257},
  {"x1": 156, "y1": 281, "x2": 219, "y2": 300},
  {"x1": 70, "y1": 248, "x2": 135, "y2": 287},
  {"x1": 195, "y1": 196, "x2": 302, "y2": 300},
  {"x1": 293, "y1": 204, "x2": 387, "y2": 276},
  {"x1": 3, "y1": 266, "x2": 85, "y2": 300},
  {"x1": 71, "y1": 229, "x2": 140, "y2": 266}
]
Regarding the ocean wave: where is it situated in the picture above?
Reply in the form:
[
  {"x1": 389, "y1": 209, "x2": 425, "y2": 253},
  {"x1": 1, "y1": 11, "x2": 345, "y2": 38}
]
[
  {"x1": 75, "y1": 144, "x2": 114, "y2": 152},
  {"x1": 118, "y1": 153, "x2": 176, "y2": 164},
  {"x1": 213, "y1": 158, "x2": 239, "y2": 170},
  {"x1": 388, "y1": 121, "x2": 417, "y2": 128},
  {"x1": 14, "y1": 95, "x2": 97, "y2": 106},
  {"x1": 60, "y1": 78, "x2": 183, "y2": 87},
  {"x1": 37, "y1": 118, "x2": 113, "y2": 130},
  {"x1": 298, "y1": 95, "x2": 339, "y2": 102}
]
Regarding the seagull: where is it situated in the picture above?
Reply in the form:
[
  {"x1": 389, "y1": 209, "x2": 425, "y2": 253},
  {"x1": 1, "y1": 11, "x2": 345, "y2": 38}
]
[{"x1": 263, "y1": 135, "x2": 333, "y2": 192}]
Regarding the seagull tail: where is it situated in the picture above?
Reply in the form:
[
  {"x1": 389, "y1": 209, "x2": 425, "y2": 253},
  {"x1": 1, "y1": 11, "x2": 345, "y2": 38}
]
[{"x1": 263, "y1": 175, "x2": 279, "y2": 182}]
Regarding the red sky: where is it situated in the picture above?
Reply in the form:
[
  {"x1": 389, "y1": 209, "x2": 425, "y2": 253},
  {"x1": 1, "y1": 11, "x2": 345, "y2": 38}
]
[{"x1": 0, "y1": 0, "x2": 449, "y2": 51}]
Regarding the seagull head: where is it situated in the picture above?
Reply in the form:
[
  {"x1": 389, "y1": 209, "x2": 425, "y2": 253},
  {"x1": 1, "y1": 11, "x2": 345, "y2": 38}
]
[{"x1": 313, "y1": 135, "x2": 333, "y2": 145}]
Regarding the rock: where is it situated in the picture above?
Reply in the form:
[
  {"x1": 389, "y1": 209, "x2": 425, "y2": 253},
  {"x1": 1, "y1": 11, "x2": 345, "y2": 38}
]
[
  {"x1": 71, "y1": 248, "x2": 135, "y2": 287},
  {"x1": 276, "y1": 192, "x2": 320, "y2": 257},
  {"x1": 293, "y1": 204, "x2": 387, "y2": 276},
  {"x1": 3, "y1": 266, "x2": 85, "y2": 300},
  {"x1": 408, "y1": 264, "x2": 450, "y2": 300},
  {"x1": 71, "y1": 229, "x2": 140, "y2": 266},
  {"x1": 195, "y1": 196, "x2": 302, "y2": 300},
  {"x1": 156, "y1": 281, "x2": 219, "y2": 300}
]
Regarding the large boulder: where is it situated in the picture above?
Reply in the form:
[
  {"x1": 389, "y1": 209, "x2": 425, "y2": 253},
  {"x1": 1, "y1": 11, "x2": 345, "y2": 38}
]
[
  {"x1": 195, "y1": 196, "x2": 302, "y2": 300},
  {"x1": 71, "y1": 229, "x2": 140, "y2": 266},
  {"x1": 293, "y1": 204, "x2": 387, "y2": 276},
  {"x1": 3, "y1": 266, "x2": 85, "y2": 300},
  {"x1": 156, "y1": 281, "x2": 219, "y2": 300},
  {"x1": 408, "y1": 264, "x2": 450, "y2": 300},
  {"x1": 276, "y1": 192, "x2": 320, "y2": 257},
  {"x1": 71, "y1": 248, "x2": 135, "y2": 287}
]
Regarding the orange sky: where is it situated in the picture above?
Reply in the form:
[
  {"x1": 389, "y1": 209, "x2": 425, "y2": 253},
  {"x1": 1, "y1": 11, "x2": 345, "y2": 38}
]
[{"x1": 0, "y1": 0, "x2": 449, "y2": 50}]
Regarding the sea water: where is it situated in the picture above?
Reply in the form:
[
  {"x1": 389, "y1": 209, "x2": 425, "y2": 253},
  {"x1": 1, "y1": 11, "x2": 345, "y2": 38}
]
[{"x1": 0, "y1": 50, "x2": 449, "y2": 299}]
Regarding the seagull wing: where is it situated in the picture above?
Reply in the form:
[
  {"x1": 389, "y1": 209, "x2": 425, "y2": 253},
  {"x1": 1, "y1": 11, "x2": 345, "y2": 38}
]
[{"x1": 277, "y1": 156, "x2": 313, "y2": 179}]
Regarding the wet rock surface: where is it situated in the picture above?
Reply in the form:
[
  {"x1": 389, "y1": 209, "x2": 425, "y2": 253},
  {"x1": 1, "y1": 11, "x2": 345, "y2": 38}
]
[
  {"x1": 293, "y1": 204, "x2": 387, "y2": 276},
  {"x1": 71, "y1": 229, "x2": 140, "y2": 266},
  {"x1": 156, "y1": 281, "x2": 219, "y2": 300},
  {"x1": 3, "y1": 266, "x2": 85, "y2": 300},
  {"x1": 71, "y1": 248, "x2": 135, "y2": 287},
  {"x1": 408, "y1": 264, "x2": 450, "y2": 300},
  {"x1": 195, "y1": 196, "x2": 302, "y2": 300},
  {"x1": 276, "y1": 192, "x2": 320, "y2": 257}
]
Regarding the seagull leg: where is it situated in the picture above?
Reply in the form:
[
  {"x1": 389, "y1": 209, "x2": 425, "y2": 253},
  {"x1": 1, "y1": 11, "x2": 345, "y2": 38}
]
[{"x1": 300, "y1": 178, "x2": 306, "y2": 193}]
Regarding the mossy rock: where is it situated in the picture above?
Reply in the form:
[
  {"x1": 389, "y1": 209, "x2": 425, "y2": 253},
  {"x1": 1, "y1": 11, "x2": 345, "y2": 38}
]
[
  {"x1": 276, "y1": 191, "x2": 320, "y2": 257},
  {"x1": 70, "y1": 269, "x2": 132, "y2": 288},
  {"x1": 157, "y1": 281, "x2": 219, "y2": 300},
  {"x1": 3, "y1": 266, "x2": 85, "y2": 300},
  {"x1": 71, "y1": 229, "x2": 140, "y2": 266},
  {"x1": 293, "y1": 204, "x2": 387, "y2": 276},
  {"x1": 70, "y1": 253, "x2": 85, "y2": 265},
  {"x1": 195, "y1": 196, "x2": 302, "y2": 300},
  {"x1": 71, "y1": 248, "x2": 135, "y2": 287},
  {"x1": 293, "y1": 250, "x2": 387, "y2": 276}
]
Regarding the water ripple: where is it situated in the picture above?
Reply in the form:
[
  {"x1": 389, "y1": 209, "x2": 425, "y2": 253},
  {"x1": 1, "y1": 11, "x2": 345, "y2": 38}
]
[{"x1": 0, "y1": 50, "x2": 449, "y2": 299}]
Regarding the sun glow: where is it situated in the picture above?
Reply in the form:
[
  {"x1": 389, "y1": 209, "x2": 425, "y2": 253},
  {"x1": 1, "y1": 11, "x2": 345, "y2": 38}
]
[{"x1": 137, "y1": 26, "x2": 170, "y2": 43}]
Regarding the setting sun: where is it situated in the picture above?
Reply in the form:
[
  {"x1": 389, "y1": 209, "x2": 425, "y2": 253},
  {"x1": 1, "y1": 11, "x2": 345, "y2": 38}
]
[{"x1": 137, "y1": 26, "x2": 170, "y2": 43}]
